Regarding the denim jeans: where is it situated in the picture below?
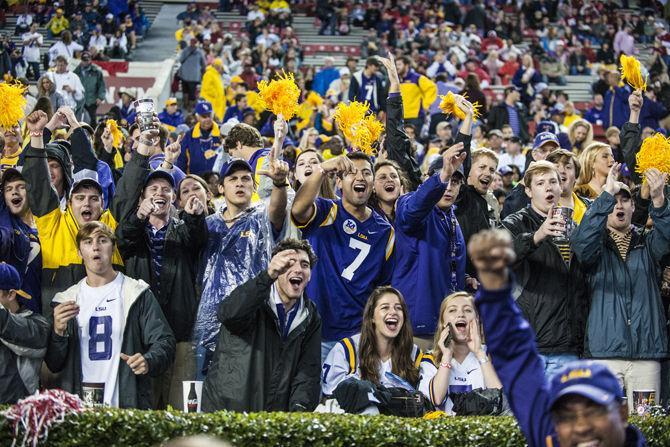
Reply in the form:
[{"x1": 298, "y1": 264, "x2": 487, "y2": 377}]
[{"x1": 541, "y1": 353, "x2": 579, "y2": 380}]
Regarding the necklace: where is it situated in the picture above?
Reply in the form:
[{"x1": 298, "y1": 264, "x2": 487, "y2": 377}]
[{"x1": 221, "y1": 208, "x2": 249, "y2": 223}]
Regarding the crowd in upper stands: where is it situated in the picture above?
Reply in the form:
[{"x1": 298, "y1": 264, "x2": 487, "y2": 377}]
[{"x1": 1, "y1": 2, "x2": 670, "y2": 442}]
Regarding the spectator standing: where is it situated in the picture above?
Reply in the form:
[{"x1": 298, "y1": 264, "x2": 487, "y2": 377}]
[
  {"x1": 202, "y1": 240, "x2": 322, "y2": 413},
  {"x1": 614, "y1": 24, "x2": 636, "y2": 57},
  {"x1": 222, "y1": 94, "x2": 253, "y2": 123},
  {"x1": 158, "y1": 98, "x2": 185, "y2": 132},
  {"x1": 291, "y1": 152, "x2": 395, "y2": 362},
  {"x1": 52, "y1": 56, "x2": 85, "y2": 111},
  {"x1": 574, "y1": 142, "x2": 615, "y2": 200},
  {"x1": 177, "y1": 101, "x2": 222, "y2": 176},
  {"x1": 45, "y1": 221, "x2": 175, "y2": 409},
  {"x1": 572, "y1": 165, "x2": 670, "y2": 411},
  {"x1": 46, "y1": 8, "x2": 69, "y2": 38},
  {"x1": 395, "y1": 56, "x2": 437, "y2": 130},
  {"x1": 14, "y1": 10, "x2": 33, "y2": 36},
  {"x1": 584, "y1": 93, "x2": 605, "y2": 127},
  {"x1": 312, "y1": 57, "x2": 341, "y2": 97},
  {"x1": 513, "y1": 54, "x2": 542, "y2": 105},
  {"x1": 200, "y1": 59, "x2": 226, "y2": 122},
  {"x1": 177, "y1": 39, "x2": 206, "y2": 111},
  {"x1": 488, "y1": 86, "x2": 530, "y2": 143},
  {"x1": 603, "y1": 71, "x2": 631, "y2": 129},
  {"x1": 74, "y1": 51, "x2": 106, "y2": 126},
  {"x1": 349, "y1": 57, "x2": 387, "y2": 114},
  {"x1": 501, "y1": 161, "x2": 588, "y2": 376},
  {"x1": 497, "y1": 136, "x2": 526, "y2": 174},
  {"x1": 471, "y1": 229, "x2": 647, "y2": 447},
  {"x1": 0, "y1": 262, "x2": 48, "y2": 404},
  {"x1": 194, "y1": 122, "x2": 289, "y2": 378},
  {"x1": 21, "y1": 23, "x2": 42, "y2": 81},
  {"x1": 115, "y1": 141, "x2": 207, "y2": 410},
  {"x1": 48, "y1": 31, "x2": 83, "y2": 66}
]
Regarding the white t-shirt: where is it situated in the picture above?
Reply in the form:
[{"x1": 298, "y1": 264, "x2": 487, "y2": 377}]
[
  {"x1": 321, "y1": 334, "x2": 433, "y2": 399},
  {"x1": 423, "y1": 350, "x2": 486, "y2": 414},
  {"x1": 498, "y1": 153, "x2": 527, "y2": 174},
  {"x1": 77, "y1": 273, "x2": 125, "y2": 407},
  {"x1": 21, "y1": 32, "x2": 43, "y2": 63}
]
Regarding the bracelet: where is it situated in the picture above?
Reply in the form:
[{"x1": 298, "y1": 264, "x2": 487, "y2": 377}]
[
  {"x1": 29, "y1": 131, "x2": 43, "y2": 137},
  {"x1": 273, "y1": 181, "x2": 289, "y2": 188},
  {"x1": 439, "y1": 361, "x2": 452, "y2": 369},
  {"x1": 477, "y1": 355, "x2": 489, "y2": 365}
]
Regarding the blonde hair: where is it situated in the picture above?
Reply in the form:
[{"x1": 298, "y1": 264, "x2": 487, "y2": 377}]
[
  {"x1": 431, "y1": 292, "x2": 476, "y2": 365},
  {"x1": 76, "y1": 221, "x2": 116, "y2": 248},
  {"x1": 471, "y1": 148, "x2": 499, "y2": 165},
  {"x1": 576, "y1": 142, "x2": 611, "y2": 186},
  {"x1": 567, "y1": 119, "x2": 594, "y2": 156},
  {"x1": 523, "y1": 160, "x2": 560, "y2": 186}
]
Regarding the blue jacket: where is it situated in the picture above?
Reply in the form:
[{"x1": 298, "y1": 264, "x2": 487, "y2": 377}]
[
  {"x1": 312, "y1": 67, "x2": 341, "y2": 97},
  {"x1": 639, "y1": 97, "x2": 668, "y2": 130},
  {"x1": 571, "y1": 192, "x2": 670, "y2": 359},
  {"x1": 392, "y1": 173, "x2": 466, "y2": 336},
  {"x1": 0, "y1": 202, "x2": 42, "y2": 313},
  {"x1": 158, "y1": 109, "x2": 185, "y2": 130},
  {"x1": 603, "y1": 85, "x2": 631, "y2": 129},
  {"x1": 222, "y1": 105, "x2": 254, "y2": 123},
  {"x1": 583, "y1": 106, "x2": 605, "y2": 125},
  {"x1": 177, "y1": 122, "x2": 222, "y2": 175},
  {"x1": 476, "y1": 284, "x2": 647, "y2": 447}
]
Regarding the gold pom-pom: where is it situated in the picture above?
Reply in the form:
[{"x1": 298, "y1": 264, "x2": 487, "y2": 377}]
[
  {"x1": 306, "y1": 91, "x2": 323, "y2": 108},
  {"x1": 256, "y1": 70, "x2": 301, "y2": 119},
  {"x1": 0, "y1": 82, "x2": 27, "y2": 129},
  {"x1": 423, "y1": 410, "x2": 446, "y2": 420},
  {"x1": 106, "y1": 119, "x2": 123, "y2": 148},
  {"x1": 334, "y1": 101, "x2": 369, "y2": 143},
  {"x1": 246, "y1": 91, "x2": 265, "y2": 115},
  {"x1": 351, "y1": 114, "x2": 384, "y2": 156},
  {"x1": 636, "y1": 133, "x2": 670, "y2": 177},
  {"x1": 439, "y1": 91, "x2": 482, "y2": 121},
  {"x1": 620, "y1": 55, "x2": 647, "y2": 91}
]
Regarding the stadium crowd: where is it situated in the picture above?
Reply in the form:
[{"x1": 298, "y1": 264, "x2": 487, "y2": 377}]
[{"x1": 2, "y1": 0, "x2": 670, "y2": 445}]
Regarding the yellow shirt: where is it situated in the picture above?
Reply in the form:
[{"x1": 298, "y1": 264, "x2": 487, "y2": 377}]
[
  {"x1": 0, "y1": 147, "x2": 23, "y2": 171},
  {"x1": 48, "y1": 17, "x2": 69, "y2": 35}
]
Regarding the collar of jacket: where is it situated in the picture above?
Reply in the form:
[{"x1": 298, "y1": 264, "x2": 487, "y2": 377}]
[
  {"x1": 53, "y1": 273, "x2": 150, "y2": 324},
  {"x1": 267, "y1": 283, "x2": 309, "y2": 337},
  {"x1": 192, "y1": 121, "x2": 221, "y2": 139}
]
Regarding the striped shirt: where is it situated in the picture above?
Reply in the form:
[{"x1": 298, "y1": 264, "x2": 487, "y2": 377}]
[
  {"x1": 609, "y1": 228, "x2": 632, "y2": 261},
  {"x1": 506, "y1": 105, "x2": 520, "y2": 136},
  {"x1": 146, "y1": 223, "x2": 169, "y2": 293},
  {"x1": 555, "y1": 241, "x2": 571, "y2": 265}
]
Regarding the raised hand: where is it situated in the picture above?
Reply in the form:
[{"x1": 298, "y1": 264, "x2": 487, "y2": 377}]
[
  {"x1": 26, "y1": 110, "x2": 48, "y2": 133},
  {"x1": 468, "y1": 229, "x2": 516, "y2": 290},
  {"x1": 136, "y1": 197, "x2": 156, "y2": 220},
  {"x1": 603, "y1": 163, "x2": 625, "y2": 196},
  {"x1": 628, "y1": 89, "x2": 643, "y2": 113},
  {"x1": 57, "y1": 106, "x2": 79, "y2": 129},
  {"x1": 320, "y1": 155, "x2": 355, "y2": 176},
  {"x1": 267, "y1": 249, "x2": 298, "y2": 280},
  {"x1": 645, "y1": 168, "x2": 667, "y2": 207},
  {"x1": 53, "y1": 301, "x2": 79, "y2": 337},
  {"x1": 466, "y1": 319, "x2": 483, "y2": 355},
  {"x1": 376, "y1": 51, "x2": 400, "y2": 86},
  {"x1": 533, "y1": 208, "x2": 566, "y2": 245},
  {"x1": 184, "y1": 195, "x2": 205, "y2": 215},
  {"x1": 437, "y1": 323, "x2": 454, "y2": 362},
  {"x1": 164, "y1": 134, "x2": 183, "y2": 164},
  {"x1": 440, "y1": 142, "x2": 466, "y2": 182},
  {"x1": 258, "y1": 157, "x2": 290, "y2": 185},
  {"x1": 101, "y1": 128, "x2": 114, "y2": 152}
]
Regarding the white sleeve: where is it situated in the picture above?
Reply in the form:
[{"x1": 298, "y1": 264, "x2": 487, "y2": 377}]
[
  {"x1": 426, "y1": 61, "x2": 439, "y2": 79},
  {"x1": 73, "y1": 75, "x2": 85, "y2": 100},
  {"x1": 321, "y1": 342, "x2": 355, "y2": 397},
  {"x1": 417, "y1": 356, "x2": 439, "y2": 405}
]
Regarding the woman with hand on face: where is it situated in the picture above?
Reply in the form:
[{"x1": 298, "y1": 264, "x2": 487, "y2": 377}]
[{"x1": 425, "y1": 292, "x2": 502, "y2": 414}]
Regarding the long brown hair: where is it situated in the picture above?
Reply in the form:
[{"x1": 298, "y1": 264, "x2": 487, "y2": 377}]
[
  {"x1": 359, "y1": 286, "x2": 419, "y2": 386},
  {"x1": 292, "y1": 149, "x2": 337, "y2": 199}
]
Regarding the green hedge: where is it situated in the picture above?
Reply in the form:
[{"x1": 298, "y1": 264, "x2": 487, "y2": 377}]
[{"x1": 1, "y1": 410, "x2": 670, "y2": 446}]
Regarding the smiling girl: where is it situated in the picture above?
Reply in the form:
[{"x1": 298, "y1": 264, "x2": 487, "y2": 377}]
[
  {"x1": 425, "y1": 292, "x2": 502, "y2": 413},
  {"x1": 321, "y1": 286, "x2": 433, "y2": 412}
]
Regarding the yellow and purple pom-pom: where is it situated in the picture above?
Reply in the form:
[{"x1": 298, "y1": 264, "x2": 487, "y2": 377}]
[
  {"x1": 257, "y1": 71, "x2": 301, "y2": 119},
  {"x1": 438, "y1": 91, "x2": 481, "y2": 121}
]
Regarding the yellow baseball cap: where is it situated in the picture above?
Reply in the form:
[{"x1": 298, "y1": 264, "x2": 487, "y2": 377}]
[
  {"x1": 230, "y1": 75, "x2": 244, "y2": 84},
  {"x1": 165, "y1": 97, "x2": 178, "y2": 106}
]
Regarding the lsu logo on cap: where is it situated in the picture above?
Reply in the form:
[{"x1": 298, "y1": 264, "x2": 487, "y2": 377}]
[
  {"x1": 343, "y1": 219, "x2": 357, "y2": 235},
  {"x1": 561, "y1": 368, "x2": 592, "y2": 383}
]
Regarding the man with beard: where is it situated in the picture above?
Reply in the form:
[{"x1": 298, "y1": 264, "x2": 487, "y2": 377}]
[
  {"x1": 501, "y1": 161, "x2": 587, "y2": 377},
  {"x1": 291, "y1": 151, "x2": 395, "y2": 363}
]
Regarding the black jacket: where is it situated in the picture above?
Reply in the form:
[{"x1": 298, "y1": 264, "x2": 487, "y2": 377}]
[
  {"x1": 385, "y1": 94, "x2": 421, "y2": 191},
  {"x1": 488, "y1": 103, "x2": 530, "y2": 143},
  {"x1": 44, "y1": 275, "x2": 175, "y2": 409},
  {"x1": 0, "y1": 307, "x2": 49, "y2": 404},
  {"x1": 202, "y1": 270, "x2": 321, "y2": 413},
  {"x1": 116, "y1": 207, "x2": 208, "y2": 343},
  {"x1": 501, "y1": 207, "x2": 587, "y2": 355}
]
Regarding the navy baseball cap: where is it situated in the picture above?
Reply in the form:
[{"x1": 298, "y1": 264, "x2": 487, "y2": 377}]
[
  {"x1": 549, "y1": 361, "x2": 623, "y2": 410},
  {"x1": 0, "y1": 262, "x2": 31, "y2": 300},
  {"x1": 195, "y1": 101, "x2": 213, "y2": 116},
  {"x1": 533, "y1": 132, "x2": 560, "y2": 150},
  {"x1": 143, "y1": 169, "x2": 175, "y2": 189},
  {"x1": 498, "y1": 165, "x2": 514, "y2": 176},
  {"x1": 536, "y1": 120, "x2": 558, "y2": 135},
  {"x1": 220, "y1": 158, "x2": 252, "y2": 178}
]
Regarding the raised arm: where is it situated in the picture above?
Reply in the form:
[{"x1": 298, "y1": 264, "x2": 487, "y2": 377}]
[
  {"x1": 645, "y1": 168, "x2": 670, "y2": 262},
  {"x1": 377, "y1": 52, "x2": 421, "y2": 191},
  {"x1": 622, "y1": 89, "x2": 643, "y2": 184},
  {"x1": 257, "y1": 115, "x2": 290, "y2": 232},
  {"x1": 21, "y1": 111, "x2": 60, "y2": 217},
  {"x1": 470, "y1": 229, "x2": 554, "y2": 447}
]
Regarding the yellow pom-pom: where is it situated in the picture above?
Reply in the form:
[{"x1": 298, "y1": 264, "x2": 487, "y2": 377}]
[
  {"x1": 0, "y1": 82, "x2": 27, "y2": 129},
  {"x1": 334, "y1": 101, "x2": 369, "y2": 143},
  {"x1": 438, "y1": 91, "x2": 481, "y2": 121},
  {"x1": 257, "y1": 70, "x2": 301, "y2": 119},
  {"x1": 306, "y1": 91, "x2": 323, "y2": 108},
  {"x1": 246, "y1": 91, "x2": 265, "y2": 115},
  {"x1": 620, "y1": 55, "x2": 647, "y2": 91},
  {"x1": 106, "y1": 119, "x2": 123, "y2": 148},
  {"x1": 351, "y1": 114, "x2": 385, "y2": 156},
  {"x1": 423, "y1": 410, "x2": 446, "y2": 420},
  {"x1": 636, "y1": 133, "x2": 670, "y2": 177}
]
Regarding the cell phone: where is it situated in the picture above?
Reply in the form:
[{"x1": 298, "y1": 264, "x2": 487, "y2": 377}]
[{"x1": 443, "y1": 322, "x2": 454, "y2": 350}]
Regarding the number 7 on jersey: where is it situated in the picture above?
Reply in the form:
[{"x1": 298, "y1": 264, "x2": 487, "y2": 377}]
[{"x1": 341, "y1": 238, "x2": 371, "y2": 281}]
